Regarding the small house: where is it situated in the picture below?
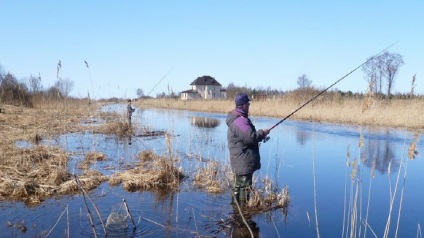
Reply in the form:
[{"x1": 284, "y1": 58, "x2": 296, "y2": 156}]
[{"x1": 180, "y1": 75, "x2": 226, "y2": 100}]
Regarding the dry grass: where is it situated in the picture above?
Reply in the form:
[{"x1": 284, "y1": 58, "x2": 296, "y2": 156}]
[
  {"x1": 0, "y1": 100, "x2": 124, "y2": 204},
  {"x1": 0, "y1": 144, "x2": 107, "y2": 205},
  {"x1": 247, "y1": 177, "x2": 290, "y2": 212},
  {"x1": 193, "y1": 161, "x2": 226, "y2": 193},
  {"x1": 109, "y1": 150, "x2": 185, "y2": 192},
  {"x1": 78, "y1": 152, "x2": 106, "y2": 170},
  {"x1": 139, "y1": 97, "x2": 424, "y2": 131}
]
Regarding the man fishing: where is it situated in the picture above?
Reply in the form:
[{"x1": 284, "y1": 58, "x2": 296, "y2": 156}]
[
  {"x1": 127, "y1": 99, "x2": 135, "y2": 125},
  {"x1": 226, "y1": 93, "x2": 269, "y2": 204}
]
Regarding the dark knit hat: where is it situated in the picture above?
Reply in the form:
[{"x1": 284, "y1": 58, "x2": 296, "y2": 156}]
[{"x1": 235, "y1": 93, "x2": 250, "y2": 106}]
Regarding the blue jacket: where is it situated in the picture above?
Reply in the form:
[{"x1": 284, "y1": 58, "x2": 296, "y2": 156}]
[{"x1": 226, "y1": 108, "x2": 267, "y2": 176}]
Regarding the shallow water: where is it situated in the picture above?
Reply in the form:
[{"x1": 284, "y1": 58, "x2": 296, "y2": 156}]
[{"x1": 2, "y1": 104, "x2": 423, "y2": 237}]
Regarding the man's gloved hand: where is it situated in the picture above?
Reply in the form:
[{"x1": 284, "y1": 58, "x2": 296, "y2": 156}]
[{"x1": 262, "y1": 129, "x2": 270, "y2": 143}]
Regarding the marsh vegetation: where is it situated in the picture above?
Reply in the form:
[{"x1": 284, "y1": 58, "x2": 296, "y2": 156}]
[
  {"x1": 1, "y1": 98, "x2": 291, "y2": 237},
  {"x1": 0, "y1": 73, "x2": 422, "y2": 236}
]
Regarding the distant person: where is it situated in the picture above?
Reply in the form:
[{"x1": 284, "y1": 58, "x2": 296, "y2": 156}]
[
  {"x1": 226, "y1": 93, "x2": 269, "y2": 204},
  {"x1": 127, "y1": 99, "x2": 135, "y2": 125}
]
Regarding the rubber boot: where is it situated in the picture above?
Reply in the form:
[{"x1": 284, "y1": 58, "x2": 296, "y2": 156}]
[
  {"x1": 231, "y1": 187, "x2": 240, "y2": 205},
  {"x1": 236, "y1": 175, "x2": 252, "y2": 205},
  {"x1": 239, "y1": 186, "x2": 248, "y2": 205}
]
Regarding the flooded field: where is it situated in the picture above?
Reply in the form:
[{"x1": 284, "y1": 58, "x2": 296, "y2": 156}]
[{"x1": 1, "y1": 104, "x2": 423, "y2": 237}]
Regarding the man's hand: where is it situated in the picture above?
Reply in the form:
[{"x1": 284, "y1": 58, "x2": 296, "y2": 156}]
[{"x1": 263, "y1": 129, "x2": 270, "y2": 136}]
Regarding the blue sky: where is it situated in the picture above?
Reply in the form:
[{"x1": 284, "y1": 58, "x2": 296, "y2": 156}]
[{"x1": 1, "y1": 1, "x2": 423, "y2": 99}]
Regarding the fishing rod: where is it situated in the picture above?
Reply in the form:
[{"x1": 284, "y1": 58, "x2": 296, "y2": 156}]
[
  {"x1": 130, "y1": 69, "x2": 172, "y2": 137},
  {"x1": 264, "y1": 41, "x2": 399, "y2": 142},
  {"x1": 143, "y1": 68, "x2": 173, "y2": 100}
]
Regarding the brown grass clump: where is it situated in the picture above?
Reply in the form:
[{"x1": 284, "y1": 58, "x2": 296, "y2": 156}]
[
  {"x1": 59, "y1": 170, "x2": 108, "y2": 194},
  {"x1": 78, "y1": 152, "x2": 106, "y2": 169},
  {"x1": 247, "y1": 177, "x2": 290, "y2": 212},
  {"x1": 0, "y1": 146, "x2": 64, "y2": 204},
  {"x1": 408, "y1": 134, "x2": 420, "y2": 160},
  {"x1": 0, "y1": 144, "x2": 108, "y2": 205},
  {"x1": 193, "y1": 162, "x2": 225, "y2": 193},
  {"x1": 109, "y1": 150, "x2": 185, "y2": 192},
  {"x1": 96, "y1": 120, "x2": 131, "y2": 137}
]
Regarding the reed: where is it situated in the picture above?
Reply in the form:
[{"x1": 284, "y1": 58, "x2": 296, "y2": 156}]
[
  {"x1": 341, "y1": 85, "x2": 421, "y2": 238},
  {"x1": 193, "y1": 161, "x2": 225, "y2": 193}
]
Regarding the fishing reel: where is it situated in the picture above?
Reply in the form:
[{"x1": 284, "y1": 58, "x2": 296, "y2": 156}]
[{"x1": 263, "y1": 136, "x2": 270, "y2": 143}]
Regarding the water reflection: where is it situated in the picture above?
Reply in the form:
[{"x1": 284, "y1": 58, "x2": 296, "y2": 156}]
[
  {"x1": 228, "y1": 204, "x2": 260, "y2": 237},
  {"x1": 190, "y1": 116, "x2": 220, "y2": 128},
  {"x1": 296, "y1": 129, "x2": 310, "y2": 146},
  {"x1": 363, "y1": 130, "x2": 399, "y2": 174}
]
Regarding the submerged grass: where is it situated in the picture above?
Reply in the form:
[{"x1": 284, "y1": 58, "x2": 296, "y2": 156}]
[
  {"x1": 248, "y1": 177, "x2": 290, "y2": 212},
  {"x1": 193, "y1": 161, "x2": 231, "y2": 194},
  {"x1": 109, "y1": 150, "x2": 185, "y2": 192}
]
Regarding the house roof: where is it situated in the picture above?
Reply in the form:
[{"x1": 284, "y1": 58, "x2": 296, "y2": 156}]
[
  {"x1": 190, "y1": 75, "x2": 222, "y2": 86},
  {"x1": 180, "y1": 89, "x2": 199, "y2": 94}
]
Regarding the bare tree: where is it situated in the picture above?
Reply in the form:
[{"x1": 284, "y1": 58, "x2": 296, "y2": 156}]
[
  {"x1": 136, "y1": 88, "x2": 145, "y2": 98},
  {"x1": 27, "y1": 73, "x2": 43, "y2": 93},
  {"x1": 297, "y1": 74, "x2": 312, "y2": 88},
  {"x1": 0, "y1": 73, "x2": 31, "y2": 105},
  {"x1": 362, "y1": 57, "x2": 378, "y2": 93},
  {"x1": 0, "y1": 64, "x2": 4, "y2": 79},
  {"x1": 53, "y1": 78, "x2": 74, "y2": 97},
  {"x1": 225, "y1": 83, "x2": 237, "y2": 99},
  {"x1": 362, "y1": 56, "x2": 385, "y2": 94},
  {"x1": 380, "y1": 52, "x2": 404, "y2": 97},
  {"x1": 362, "y1": 51, "x2": 404, "y2": 97}
]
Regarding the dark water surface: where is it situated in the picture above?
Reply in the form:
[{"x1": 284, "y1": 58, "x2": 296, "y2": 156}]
[{"x1": 1, "y1": 104, "x2": 423, "y2": 237}]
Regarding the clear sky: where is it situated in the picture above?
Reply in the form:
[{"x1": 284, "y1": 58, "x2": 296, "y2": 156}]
[{"x1": 1, "y1": 1, "x2": 423, "y2": 99}]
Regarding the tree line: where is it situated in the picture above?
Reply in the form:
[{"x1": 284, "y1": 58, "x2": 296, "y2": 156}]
[
  {"x1": 224, "y1": 51, "x2": 418, "y2": 100},
  {"x1": 0, "y1": 65, "x2": 75, "y2": 107},
  {"x1": 1, "y1": 50, "x2": 418, "y2": 107}
]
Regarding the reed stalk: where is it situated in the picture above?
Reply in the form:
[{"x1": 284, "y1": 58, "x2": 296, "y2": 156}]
[
  {"x1": 45, "y1": 206, "x2": 68, "y2": 237},
  {"x1": 67, "y1": 203, "x2": 70, "y2": 238},
  {"x1": 74, "y1": 175, "x2": 105, "y2": 236},
  {"x1": 342, "y1": 146, "x2": 350, "y2": 238},
  {"x1": 311, "y1": 123, "x2": 320, "y2": 238},
  {"x1": 123, "y1": 199, "x2": 136, "y2": 229},
  {"x1": 395, "y1": 134, "x2": 419, "y2": 237},
  {"x1": 363, "y1": 159, "x2": 376, "y2": 238},
  {"x1": 383, "y1": 133, "x2": 407, "y2": 238}
]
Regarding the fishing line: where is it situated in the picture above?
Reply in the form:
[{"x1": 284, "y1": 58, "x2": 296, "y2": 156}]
[{"x1": 144, "y1": 68, "x2": 173, "y2": 99}]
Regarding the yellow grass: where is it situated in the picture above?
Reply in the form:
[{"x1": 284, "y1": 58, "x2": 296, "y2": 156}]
[
  {"x1": 0, "y1": 100, "x2": 122, "y2": 204},
  {"x1": 138, "y1": 97, "x2": 424, "y2": 131},
  {"x1": 109, "y1": 150, "x2": 185, "y2": 192},
  {"x1": 2, "y1": 95, "x2": 420, "y2": 205},
  {"x1": 193, "y1": 161, "x2": 228, "y2": 194}
]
